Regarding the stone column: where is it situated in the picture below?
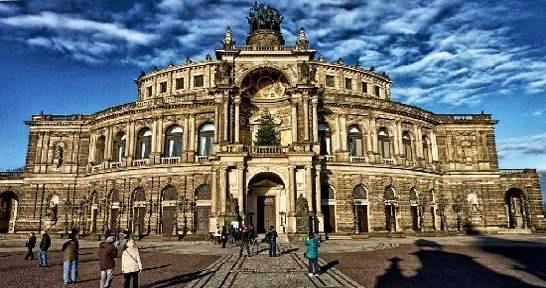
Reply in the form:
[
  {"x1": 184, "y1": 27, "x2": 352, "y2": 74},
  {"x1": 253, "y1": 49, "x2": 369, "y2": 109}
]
[
  {"x1": 340, "y1": 115, "x2": 347, "y2": 151},
  {"x1": 314, "y1": 167, "x2": 324, "y2": 233},
  {"x1": 211, "y1": 168, "x2": 217, "y2": 217},
  {"x1": 291, "y1": 102, "x2": 298, "y2": 143},
  {"x1": 89, "y1": 133, "x2": 96, "y2": 164},
  {"x1": 128, "y1": 122, "x2": 136, "y2": 160},
  {"x1": 223, "y1": 93, "x2": 229, "y2": 143},
  {"x1": 214, "y1": 97, "x2": 221, "y2": 142},
  {"x1": 431, "y1": 131, "x2": 439, "y2": 161},
  {"x1": 220, "y1": 166, "x2": 227, "y2": 215},
  {"x1": 151, "y1": 119, "x2": 158, "y2": 155},
  {"x1": 189, "y1": 115, "x2": 196, "y2": 152},
  {"x1": 416, "y1": 127, "x2": 423, "y2": 159},
  {"x1": 305, "y1": 165, "x2": 313, "y2": 211},
  {"x1": 303, "y1": 96, "x2": 310, "y2": 141},
  {"x1": 234, "y1": 95, "x2": 241, "y2": 144},
  {"x1": 287, "y1": 165, "x2": 297, "y2": 233},
  {"x1": 312, "y1": 97, "x2": 318, "y2": 143},
  {"x1": 395, "y1": 121, "x2": 402, "y2": 156},
  {"x1": 237, "y1": 166, "x2": 244, "y2": 215},
  {"x1": 335, "y1": 114, "x2": 341, "y2": 151},
  {"x1": 370, "y1": 117, "x2": 378, "y2": 153}
]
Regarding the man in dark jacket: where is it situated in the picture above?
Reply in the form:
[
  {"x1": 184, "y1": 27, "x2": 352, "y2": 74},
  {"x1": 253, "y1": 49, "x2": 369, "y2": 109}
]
[
  {"x1": 62, "y1": 233, "x2": 79, "y2": 284},
  {"x1": 265, "y1": 226, "x2": 278, "y2": 257},
  {"x1": 98, "y1": 236, "x2": 118, "y2": 288},
  {"x1": 221, "y1": 226, "x2": 228, "y2": 248},
  {"x1": 24, "y1": 232, "x2": 37, "y2": 260},
  {"x1": 239, "y1": 225, "x2": 251, "y2": 257},
  {"x1": 39, "y1": 230, "x2": 51, "y2": 267}
]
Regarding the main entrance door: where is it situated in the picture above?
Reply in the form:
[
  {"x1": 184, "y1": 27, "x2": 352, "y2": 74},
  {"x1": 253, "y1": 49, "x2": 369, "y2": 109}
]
[
  {"x1": 355, "y1": 205, "x2": 368, "y2": 233},
  {"x1": 0, "y1": 192, "x2": 16, "y2": 234},
  {"x1": 257, "y1": 196, "x2": 275, "y2": 233},
  {"x1": 196, "y1": 206, "x2": 210, "y2": 234}
]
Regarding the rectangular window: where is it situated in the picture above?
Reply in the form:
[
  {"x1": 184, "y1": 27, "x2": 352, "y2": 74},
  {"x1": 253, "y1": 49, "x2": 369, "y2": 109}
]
[
  {"x1": 160, "y1": 81, "x2": 167, "y2": 93},
  {"x1": 375, "y1": 85, "x2": 381, "y2": 97},
  {"x1": 147, "y1": 86, "x2": 152, "y2": 97},
  {"x1": 175, "y1": 77, "x2": 184, "y2": 90},
  {"x1": 194, "y1": 75, "x2": 204, "y2": 87},
  {"x1": 362, "y1": 82, "x2": 368, "y2": 94},
  {"x1": 345, "y1": 78, "x2": 352, "y2": 90},
  {"x1": 326, "y1": 75, "x2": 335, "y2": 87}
]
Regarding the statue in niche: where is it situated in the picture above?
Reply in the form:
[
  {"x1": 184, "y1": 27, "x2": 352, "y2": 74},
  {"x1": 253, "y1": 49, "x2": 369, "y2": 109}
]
[
  {"x1": 46, "y1": 197, "x2": 59, "y2": 221},
  {"x1": 299, "y1": 63, "x2": 316, "y2": 84},
  {"x1": 215, "y1": 61, "x2": 233, "y2": 85},
  {"x1": 53, "y1": 144, "x2": 63, "y2": 168},
  {"x1": 295, "y1": 194, "x2": 310, "y2": 233},
  {"x1": 467, "y1": 192, "x2": 480, "y2": 214}
]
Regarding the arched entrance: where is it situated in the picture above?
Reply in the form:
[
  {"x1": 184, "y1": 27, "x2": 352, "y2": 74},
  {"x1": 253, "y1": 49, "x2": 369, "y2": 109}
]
[
  {"x1": 384, "y1": 186, "x2": 398, "y2": 232},
  {"x1": 352, "y1": 185, "x2": 369, "y2": 233},
  {"x1": 161, "y1": 186, "x2": 178, "y2": 236},
  {"x1": 247, "y1": 172, "x2": 285, "y2": 234},
  {"x1": 505, "y1": 188, "x2": 527, "y2": 229},
  {"x1": 108, "y1": 190, "x2": 120, "y2": 232},
  {"x1": 195, "y1": 184, "x2": 211, "y2": 234},
  {"x1": 131, "y1": 188, "x2": 146, "y2": 236},
  {"x1": 0, "y1": 191, "x2": 18, "y2": 234}
]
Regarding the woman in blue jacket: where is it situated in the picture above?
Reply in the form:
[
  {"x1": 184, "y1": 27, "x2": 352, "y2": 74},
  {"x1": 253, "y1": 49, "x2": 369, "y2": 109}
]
[{"x1": 304, "y1": 233, "x2": 320, "y2": 276}]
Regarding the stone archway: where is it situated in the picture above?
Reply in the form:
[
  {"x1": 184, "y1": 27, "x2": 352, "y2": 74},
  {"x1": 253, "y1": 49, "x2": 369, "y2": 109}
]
[
  {"x1": 247, "y1": 172, "x2": 285, "y2": 233},
  {"x1": 0, "y1": 191, "x2": 18, "y2": 234},
  {"x1": 505, "y1": 188, "x2": 528, "y2": 229}
]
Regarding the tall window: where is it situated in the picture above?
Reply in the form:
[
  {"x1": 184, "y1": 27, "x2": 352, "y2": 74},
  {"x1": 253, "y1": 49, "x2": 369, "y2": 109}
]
[
  {"x1": 194, "y1": 75, "x2": 204, "y2": 87},
  {"x1": 375, "y1": 86, "x2": 381, "y2": 97},
  {"x1": 347, "y1": 125, "x2": 363, "y2": 156},
  {"x1": 95, "y1": 135, "x2": 105, "y2": 163},
  {"x1": 318, "y1": 123, "x2": 332, "y2": 155},
  {"x1": 198, "y1": 123, "x2": 215, "y2": 156},
  {"x1": 136, "y1": 128, "x2": 152, "y2": 159},
  {"x1": 175, "y1": 78, "x2": 184, "y2": 90},
  {"x1": 422, "y1": 135, "x2": 430, "y2": 162},
  {"x1": 345, "y1": 78, "x2": 352, "y2": 90},
  {"x1": 326, "y1": 75, "x2": 335, "y2": 87},
  {"x1": 378, "y1": 127, "x2": 391, "y2": 159},
  {"x1": 361, "y1": 82, "x2": 368, "y2": 94},
  {"x1": 160, "y1": 81, "x2": 167, "y2": 93},
  {"x1": 402, "y1": 131, "x2": 413, "y2": 160},
  {"x1": 113, "y1": 132, "x2": 126, "y2": 162},
  {"x1": 164, "y1": 125, "x2": 183, "y2": 157},
  {"x1": 147, "y1": 86, "x2": 152, "y2": 98}
]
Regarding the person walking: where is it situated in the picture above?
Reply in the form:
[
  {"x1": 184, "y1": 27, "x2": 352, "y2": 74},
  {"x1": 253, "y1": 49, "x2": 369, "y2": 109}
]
[
  {"x1": 39, "y1": 230, "x2": 51, "y2": 267},
  {"x1": 121, "y1": 240, "x2": 142, "y2": 288},
  {"x1": 98, "y1": 236, "x2": 118, "y2": 288},
  {"x1": 304, "y1": 232, "x2": 321, "y2": 276},
  {"x1": 221, "y1": 226, "x2": 228, "y2": 248},
  {"x1": 24, "y1": 232, "x2": 37, "y2": 260},
  {"x1": 62, "y1": 232, "x2": 79, "y2": 284},
  {"x1": 265, "y1": 226, "x2": 278, "y2": 257},
  {"x1": 239, "y1": 225, "x2": 251, "y2": 257}
]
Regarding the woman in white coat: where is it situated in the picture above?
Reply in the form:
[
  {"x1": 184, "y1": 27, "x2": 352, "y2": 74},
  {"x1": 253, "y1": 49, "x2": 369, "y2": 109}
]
[{"x1": 121, "y1": 239, "x2": 143, "y2": 288}]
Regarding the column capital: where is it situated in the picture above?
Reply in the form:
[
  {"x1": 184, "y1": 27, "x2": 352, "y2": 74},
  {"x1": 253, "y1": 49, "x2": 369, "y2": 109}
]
[
  {"x1": 220, "y1": 166, "x2": 228, "y2": 171},
  {"x1": 311, "y1": 97, "x2": 318, "y2": 106},
  {"x1": 234, "y1": 95, "x2": 241, "y2": 104},
  {"x1": 288, "y1": 165, "x2": 296, "y2": 170},
  {"x1": 237, "y1": 166, "x2": 245, "y2": 171}
]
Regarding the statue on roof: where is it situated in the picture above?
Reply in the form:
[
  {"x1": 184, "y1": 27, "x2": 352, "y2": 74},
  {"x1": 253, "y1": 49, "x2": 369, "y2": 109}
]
[{"x1": 247, "y1": 2, "x2": 283, "y2": 33}]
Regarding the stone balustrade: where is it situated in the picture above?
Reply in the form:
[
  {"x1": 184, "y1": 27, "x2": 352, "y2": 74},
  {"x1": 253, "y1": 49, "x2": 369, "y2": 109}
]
[
  {"x1": 160, "y1": 157, "x2": 181, "y2": 164},
  {"x1": 132, "y1": 159, "x2": 149, "y2": 167}
]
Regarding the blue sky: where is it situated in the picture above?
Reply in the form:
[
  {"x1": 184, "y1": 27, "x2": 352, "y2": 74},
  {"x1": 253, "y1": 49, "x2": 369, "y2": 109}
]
[{"x1": 0, "y1": 0, "x2": 545, "y2": 191}]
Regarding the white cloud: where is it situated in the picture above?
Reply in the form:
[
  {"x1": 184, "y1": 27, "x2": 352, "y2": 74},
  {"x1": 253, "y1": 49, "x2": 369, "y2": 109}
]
[{"x1": 498, "y1": 133, "x2": 546, "y2": 158}]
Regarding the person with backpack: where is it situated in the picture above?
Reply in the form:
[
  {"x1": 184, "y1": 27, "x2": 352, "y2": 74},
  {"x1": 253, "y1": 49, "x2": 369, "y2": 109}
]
[
  {"x1": 98, "y1": 236, "x2": 118, "y2": 288},
  {"x1": 304, "y1": 232, "x2": 321, "y2": 276},
  {"x1": 24, "y1": 232, "x2": 37, "y2": 260},
  {"x1": 62, "y1": 233, "x2": 79, "y2": 284},
  {"x1": 121, "y1": 240, "x2": 142, "y2": 288},
  {"x1": 265, "y1": 226, "x2": 278, "y2": 257},
  {"x1": 39, "y1": 230, "x2": 51, "y2": 267}
]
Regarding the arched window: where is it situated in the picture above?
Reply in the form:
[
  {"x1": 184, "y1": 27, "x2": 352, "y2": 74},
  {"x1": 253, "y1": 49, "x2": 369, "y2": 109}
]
[
  {"x1": 352, "y1": 185, "x2": 368, "y2": 200},
  {"x1": 378, "y1": 127, "x2": 391, "y2": 159},
  {"x1": 95, "y1": 135, "x2": 106, "y2": 163},
  {"x1": 321, "y1": 184, "x2": 335, "y2": 199},
  {"x1": 347, "y1": 125, "x2": 363, "y2": 156},
  {"x1": 422, "y1": 135, "x2": 430, "y2": 163},
  {"x1": 136, "y1": 128, "x2": 152, "y2": 159},
  {"x1": 113, "y1": 133, "x2": 126, "y2": 162},
  {"x1": 384, "y1": 186, "x2": 396, "y2": 201},
  {"x1": 402, "y1": 131, "x2": 413, "y2": 161},
  {"x1": 164, "y1": 125, "x2": 183, "y2": 157},
  {"x1": 410, "y1": 188, "x2": 419, "y2": 204},
  {"x1": 318, "y1": 123, "x2": 331, "y2": 155},
  {"x1": 198, "y1": 123, "x2": 215, "y2": 156}
]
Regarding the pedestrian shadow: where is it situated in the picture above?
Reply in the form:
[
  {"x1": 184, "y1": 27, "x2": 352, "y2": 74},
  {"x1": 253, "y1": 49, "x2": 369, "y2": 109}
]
[
  {"x1": 280, "y1": 247, "x2": 299, "y2": 255},
  {"x1": 320, "y1": 260, "x2": 339, "y2": 273},
  {"x1": 75, "y1": 265, "x2": 172, "y2": 284},
  {"x1": 474, "y1": 236, "x2": 546, "y2": 282},
  {"x1": 375, "y1": 239, "x2": 540, "y2": 288},
  {"x1": 141, "y1": 270, "x2": 212, "y2": 288}
]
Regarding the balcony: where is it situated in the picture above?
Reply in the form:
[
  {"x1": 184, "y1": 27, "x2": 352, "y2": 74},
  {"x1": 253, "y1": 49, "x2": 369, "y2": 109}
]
[
  {"x1": 110, "y1": 162, "x2": 122, "y2": 169},
  {"x1": 160, "y1": 157, "x2": 181, "y2": 165},
  {"x1": 383, "y1": 158, "x2": 395, "y2": 165},
  {"x1": 132, "y1": 159, "x2": 149, "y2": 167},
  {"x1": 219, "y1": 144, "x2": 247, "y2": 153},
  {"x1": 195, "y1": 156, "x2": 209, "y2": 163},
  {"x1": 0, "y1": 171, "x2": 24, "y2": 180},
  {"x1": 321, "y1": 155, "x2": 335, "y2": 162},
  {"x1": 499, "y1": 169, "x2": 536, "y2": 175},
  {"x1": 349, "y1": 156, "x2": 368, "y2": 163},
  {"x1": 250, "y1": 146, "x2": 288, "y2": 156}
]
